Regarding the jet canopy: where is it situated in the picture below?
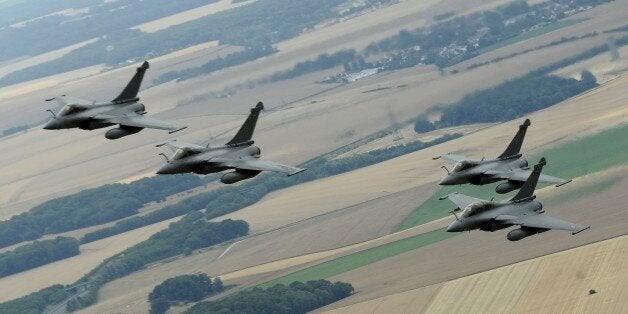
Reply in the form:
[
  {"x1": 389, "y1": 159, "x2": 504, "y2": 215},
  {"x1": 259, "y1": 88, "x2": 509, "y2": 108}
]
[
  {"x1": 461, "y1": 201, "x2": 493, "y2": 218},
  {"x1": 58, "y1": 104, "x2": 88, "y2": 117},
  {"x1": 452, "y1": 160, "x2": 478, "y2": 173},
  {"x1": 172, "y1": 147, "x2": 203, "y2": 160}
]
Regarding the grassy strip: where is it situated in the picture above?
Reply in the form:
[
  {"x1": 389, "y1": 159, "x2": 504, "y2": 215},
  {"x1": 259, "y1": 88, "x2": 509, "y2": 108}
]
[
  {"x1": 477, "y1": 18, "x2": 587, "y2": 55},
  {"x1": 398, "y1": 124, "x2": 628, "y2": 231},
  {"x1": 259, "y1": 228, "x2": 457, "y2": 288}
]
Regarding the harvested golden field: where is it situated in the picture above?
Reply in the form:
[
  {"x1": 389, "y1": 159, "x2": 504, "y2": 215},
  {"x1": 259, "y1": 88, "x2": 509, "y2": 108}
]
[
  {"x1": 446, "y1": 235, "x2": 628, "y2": 314},
  {"x1": 325, "y1": 235, "x2": 628, "y2": 314}
]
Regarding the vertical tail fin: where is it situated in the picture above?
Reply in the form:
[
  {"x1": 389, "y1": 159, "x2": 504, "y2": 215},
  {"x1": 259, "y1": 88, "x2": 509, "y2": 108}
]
[
  {"x1": 511, "y1": 157, "x2": 545, "y2": 201},
  {"x1": 226, "y1": 102, "x2": 264, "y2": 146},
  {"x1": 113, "y1": 61, "x2": 149, "y2": 103},
  {"x1": 499, "y1": 119, "x2": 531, "y2": 159}
]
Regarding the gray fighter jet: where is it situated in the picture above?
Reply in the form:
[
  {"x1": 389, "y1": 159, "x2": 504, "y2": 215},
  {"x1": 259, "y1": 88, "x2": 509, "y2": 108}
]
[
  {"x1": 435, "y1": 119, "x2": 570, "y2": 194},
  {"x1": 441, "y1": 157, "x2": 589, "y2": 241},
  {"x1": 43, "y1": 61, "x2": 186, "y2": 139},
  {"x1": 156, "y1": 102, "x2": 306, "y2": 184}
]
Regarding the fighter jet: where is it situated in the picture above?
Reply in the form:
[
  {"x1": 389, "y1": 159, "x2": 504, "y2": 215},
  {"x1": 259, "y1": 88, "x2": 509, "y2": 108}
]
[
  {"x1": 440, "y1": 157, "x2": 589, "y2": 241},
  {"x1": 156, "y1": 102, "x2": 306, "y2": 184},
  {"x1": 43, "y1": 61, "x2": 186, "y2": 139},
  {"x1": 434, "y1": 119, "x2": 570, "y2": 194}
]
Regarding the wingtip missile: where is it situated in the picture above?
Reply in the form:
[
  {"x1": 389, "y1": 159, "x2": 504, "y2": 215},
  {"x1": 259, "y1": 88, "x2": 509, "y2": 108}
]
[
  {"x1": 288, "y1": 168, "x2": 307, "y2": 176},
  {"x1": 439, "y1": 192, "x2": 459, "y2": 200},
  {"x1": 45, "y1": 94, "x2": 66, "y2": 101},
  {"x1": 169, "y1": 126, "x2": 187, "y2": 134},
  {"x1": 556, "y1": 179, "x2": 572, "y2": 187},
  {"x1": 572, "y1": 226, "x2": 590, "y2": 235}
]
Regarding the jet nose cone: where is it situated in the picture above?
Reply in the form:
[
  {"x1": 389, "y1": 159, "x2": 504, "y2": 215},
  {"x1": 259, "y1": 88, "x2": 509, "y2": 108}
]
[
  {"x1": 156, "y1": 163, "x2": 176, "y2": 175},
  {"x1": 446, "y1": 220, "x2": 462, "y2": 232},
  {"x1": 439, "y1": 175, "x2": 454, "y2": 185},
  {"x1": 156, "y1": 166, "x2": 169, "y2": 175},
  {"x1": 43, "y1": 119, "x2": 58, "y2": 130}
]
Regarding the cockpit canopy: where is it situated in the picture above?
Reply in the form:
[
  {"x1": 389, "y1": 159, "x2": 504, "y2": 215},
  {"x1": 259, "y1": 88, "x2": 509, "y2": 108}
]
[
  {"x1": 58, "y1": 104, "x2": 88, "y2": 117},
  {"x1": 172, "y1": 148, "x2": 202, "y2": 160},
  {"x1": 452, "y1": 160, "x2": 478, "y2": 173},
  {"x1": 461, "y1": 201, "x2": 493, "y2": 218}
]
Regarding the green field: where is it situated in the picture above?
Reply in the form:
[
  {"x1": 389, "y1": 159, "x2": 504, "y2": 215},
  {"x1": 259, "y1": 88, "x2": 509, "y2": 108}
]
[
  {"x1": 398, "y1": 124, "x2": 628, "y2": 231},
  {"x1": 477, "y1": 18, "x2": 588, "y2": 55},
  {"x1": 259, "y1": 228, "x2": 457, "y2": 288}
]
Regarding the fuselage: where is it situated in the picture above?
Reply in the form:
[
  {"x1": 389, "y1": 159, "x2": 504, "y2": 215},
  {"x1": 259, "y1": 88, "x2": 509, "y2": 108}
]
[
  {"x1": 43, "y1": 101, "x2": 145, "y2": 130},
  {"x1": 438, "y1": 157, "x2": 528, "y2": 186},
  {"x1": 446, "y1": 199, "x2": 542, "y2": 232},
  {"x1": 156, "y1": 145, "x2": 261, "y2": 175}
]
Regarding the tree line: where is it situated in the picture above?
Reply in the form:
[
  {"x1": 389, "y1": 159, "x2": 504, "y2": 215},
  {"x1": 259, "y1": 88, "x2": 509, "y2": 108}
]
[
  {"x1": 186, "y1": 280, "x2": 354, "y2": 314},
  {"x1": 0, "y1": 285, "x2": 69, "y2": 314},
  {"x1": 414, "y1": 71, "x2": 597, "y2": 133},
  {"x1": 0, "y1": 237, "x2": 79, "y2": 279},
  {"x1": 0, "y1": 174, "x2": 202, "y2": 248},
  {"x1": 149, "y1": 274, "x2": 224, "y2": 314},
  {"x1": 262, "y1": 50, "x2": 359, "y2": 83},
  {"x1": 68, "y1": 213, "x2": 248, "y2": 310}
]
